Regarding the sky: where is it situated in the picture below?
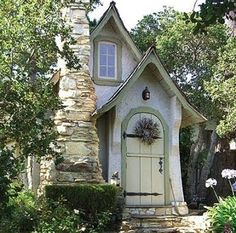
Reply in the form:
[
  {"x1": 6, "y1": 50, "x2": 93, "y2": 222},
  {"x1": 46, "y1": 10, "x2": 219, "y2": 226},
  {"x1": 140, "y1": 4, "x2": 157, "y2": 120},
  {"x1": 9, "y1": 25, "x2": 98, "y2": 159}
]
[{"x1": 89, "y1": 0, "x2": 204, "y2": 30}]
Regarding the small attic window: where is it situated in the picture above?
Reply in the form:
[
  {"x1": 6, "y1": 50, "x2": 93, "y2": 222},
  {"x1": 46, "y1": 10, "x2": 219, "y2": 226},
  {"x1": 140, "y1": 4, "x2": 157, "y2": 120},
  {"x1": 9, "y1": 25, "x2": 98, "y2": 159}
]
[
  {"x1": 98, "y1": 42, "x2": 116, "y2": 79},
  {"x1": 93, "y1": 36, "x2": 122, "y2": 86}
]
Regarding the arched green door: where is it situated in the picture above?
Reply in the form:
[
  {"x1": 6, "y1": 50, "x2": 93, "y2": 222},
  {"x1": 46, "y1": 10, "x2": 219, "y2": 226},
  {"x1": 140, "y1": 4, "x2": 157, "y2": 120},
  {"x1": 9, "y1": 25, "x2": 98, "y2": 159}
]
[{"x1": 124, "y1": 112, "x2": 165, "y2": 206}]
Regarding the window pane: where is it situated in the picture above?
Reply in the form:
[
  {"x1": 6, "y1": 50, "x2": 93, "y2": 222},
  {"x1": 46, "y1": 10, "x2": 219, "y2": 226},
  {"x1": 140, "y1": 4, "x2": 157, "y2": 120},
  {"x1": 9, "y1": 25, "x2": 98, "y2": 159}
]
[
  {"x1": 108, "y1": 67, "x2": 115, "y2": 77},
  {"x1": 100, "y1": 66, "x2": 107, "y2": 77},
  {"x1": 108, "y1": 55, "x2": 115, "y2": 66},
  {"x1": 100, "y1": 55, "x2": 107, "y2": 65},
  {"x1": 108, "y1": 44, "x2": 115, "y2": 55},
  {"x1": 100, "y1": 44, "x2": 107, "y2": 55},
  {"x1": 98, "y1": 42, "x2": 116, "y2": 79}
]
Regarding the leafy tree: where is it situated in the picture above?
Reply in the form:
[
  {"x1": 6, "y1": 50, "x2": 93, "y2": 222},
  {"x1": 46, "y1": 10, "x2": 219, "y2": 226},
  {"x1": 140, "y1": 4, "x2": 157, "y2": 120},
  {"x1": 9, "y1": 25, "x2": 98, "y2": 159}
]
[
  {"x1": 132, "y1": 9, "x2": 229, "y2": 119},
  {"x1": 88, "y1": 0, "x2": 101, "y2": 12},
  {"x1": 130, "y1": 13, "x2": 161, "y2": 52},
  {"x1": 187, "y1": 0, "x2": 236, "y2": 33},
  {"x1": 155, "y1": 12, "x2": 229, "y2": 119},
  {"x1": 185, "y1": 0, "x2": 236, "y2": 202},
  {"x1": 0, "y1": 0, "x2": 86, "y2": 213},
  {"x1": 89, "y1": 18, "x2": 99, "y2": 32},
  {"x1": 205, "y1": 38, "x2": 236, "y2": 137},
  {"x1": 130, "y1": 7, "x2": 176, "y2": 52}
]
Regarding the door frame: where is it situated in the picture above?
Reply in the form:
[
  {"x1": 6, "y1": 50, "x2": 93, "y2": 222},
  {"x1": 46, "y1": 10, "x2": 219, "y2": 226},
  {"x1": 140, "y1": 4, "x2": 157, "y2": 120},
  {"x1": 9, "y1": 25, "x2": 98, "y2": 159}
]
[{"x1": 121, "y1": 107, "x2": 170, "y2": 205}]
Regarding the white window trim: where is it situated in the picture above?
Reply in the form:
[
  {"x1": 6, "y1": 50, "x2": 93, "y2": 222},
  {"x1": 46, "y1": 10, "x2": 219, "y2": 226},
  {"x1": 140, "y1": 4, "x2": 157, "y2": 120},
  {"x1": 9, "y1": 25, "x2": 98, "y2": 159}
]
[{"x1": 98, "y1": 41, "x2": 117, "y2": 80}]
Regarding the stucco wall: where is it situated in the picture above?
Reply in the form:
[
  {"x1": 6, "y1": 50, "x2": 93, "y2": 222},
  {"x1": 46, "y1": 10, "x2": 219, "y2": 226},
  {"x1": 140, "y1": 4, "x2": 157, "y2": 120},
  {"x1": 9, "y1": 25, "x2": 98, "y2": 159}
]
[
  {"x1": 106, "y1": 67, "x2": 185, "y2": 204},
  {"x1": 97, "y1": 113, "x2": 109, "y2": 181}
]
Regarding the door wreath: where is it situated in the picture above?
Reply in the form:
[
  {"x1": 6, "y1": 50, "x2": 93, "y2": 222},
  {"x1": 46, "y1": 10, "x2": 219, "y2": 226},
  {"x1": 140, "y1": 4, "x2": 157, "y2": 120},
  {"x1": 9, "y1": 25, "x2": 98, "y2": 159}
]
[{"x1": 134, "y1": 117, "x2": 161, "y2": 145}]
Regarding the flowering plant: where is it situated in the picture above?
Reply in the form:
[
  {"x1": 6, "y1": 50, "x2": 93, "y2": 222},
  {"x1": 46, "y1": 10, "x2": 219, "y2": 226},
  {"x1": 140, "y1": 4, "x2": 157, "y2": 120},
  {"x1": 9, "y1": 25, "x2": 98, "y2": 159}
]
[
  {"x1": 205, "y1": 178, "x2": 219, "y2": 201},
  {"x1": 206, "y1": 169, "x2": 236, "y2": 232},
  {"x1": 221, "y1": 169, "x2": 236, "y2": 194},
  {"x1": 207, "y1": 196, "x2": 236, "y2": 233},
  {"x1": 206, "y1": 169, "x2": 236, "y2": 199}
]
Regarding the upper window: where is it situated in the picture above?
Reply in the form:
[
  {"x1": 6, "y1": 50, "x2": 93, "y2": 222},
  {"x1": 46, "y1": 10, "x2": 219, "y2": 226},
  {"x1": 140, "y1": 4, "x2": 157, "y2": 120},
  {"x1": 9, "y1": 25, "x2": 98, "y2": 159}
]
[
  {"x1": 98, "y1": 42, "x2": 116, "y2": 79},
  {"x1": 93, "y1": 36, "x2": 122, "y2": 86}
]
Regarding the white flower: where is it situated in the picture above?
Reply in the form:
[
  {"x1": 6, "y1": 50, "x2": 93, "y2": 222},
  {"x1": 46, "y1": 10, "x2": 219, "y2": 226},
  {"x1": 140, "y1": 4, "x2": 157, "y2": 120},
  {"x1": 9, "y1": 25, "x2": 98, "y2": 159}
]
[
  {"x1": 221, "y1": 169, "x2": 231, "y2": 178},
  {"x1": 221, "y1": 169, "x2": 236, "y2": 179},
  {"x1": 205, "y1": 178, "x2": 217, "y2": 188},
  {"x1": 80, "y1": 227, "x2": 86, "y2": 232},
  {"x1": 74, "y1": 209, "x2": 79, "y2": 214}
]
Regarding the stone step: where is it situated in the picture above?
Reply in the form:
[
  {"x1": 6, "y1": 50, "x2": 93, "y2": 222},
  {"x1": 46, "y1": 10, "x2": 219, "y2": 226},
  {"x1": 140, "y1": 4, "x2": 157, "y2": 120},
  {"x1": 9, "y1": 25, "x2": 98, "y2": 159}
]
[
  {"x1": 124, "y1": 204, "x2": 189, "y2": 217},
  {"x1": 118, "y1": 227, "x2": 202, "y2": 233},
  {"x1": 129, "y1": 216, "x2": 185, "y2": 228},
  {"x1": 131, "y1": 215, "x2": 181, "y2": 219},
  {"x1": 120, "y1": 214, "x2": 209, "y2": 233},
  {"x1": 151, "y1": 228, "x2": 200, "y2": 233},
  {"x1": 135, "y1": 227, "x2": 178, "y2": 233}
]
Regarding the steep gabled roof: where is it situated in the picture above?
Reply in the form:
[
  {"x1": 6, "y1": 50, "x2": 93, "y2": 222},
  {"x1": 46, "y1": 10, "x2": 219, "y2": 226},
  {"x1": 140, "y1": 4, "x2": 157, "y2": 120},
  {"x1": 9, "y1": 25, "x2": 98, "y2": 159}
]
[
  {"x1": 93, "y1": 46, "x2": 207, "y2": 127},
  {"x1": 90, "y1": 1, "x2": 142, "y2": 61}
]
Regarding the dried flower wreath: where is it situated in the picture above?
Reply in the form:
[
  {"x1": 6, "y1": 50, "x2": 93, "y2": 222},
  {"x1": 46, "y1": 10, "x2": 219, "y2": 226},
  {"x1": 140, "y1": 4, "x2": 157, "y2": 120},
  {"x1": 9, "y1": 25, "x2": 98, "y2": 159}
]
[{"x1": 134, "y1": 117, "x2": 161, "y2": 145}]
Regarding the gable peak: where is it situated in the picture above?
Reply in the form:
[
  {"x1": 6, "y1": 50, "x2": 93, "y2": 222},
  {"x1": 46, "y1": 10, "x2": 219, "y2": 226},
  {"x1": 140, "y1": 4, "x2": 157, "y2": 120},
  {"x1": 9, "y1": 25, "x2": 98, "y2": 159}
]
[
  {"x1": 91, "y1": 0, "x2": 142, "y2": 61},
  {"x1": 110, "y1": 1, "x2": 116, "y2": 7}
]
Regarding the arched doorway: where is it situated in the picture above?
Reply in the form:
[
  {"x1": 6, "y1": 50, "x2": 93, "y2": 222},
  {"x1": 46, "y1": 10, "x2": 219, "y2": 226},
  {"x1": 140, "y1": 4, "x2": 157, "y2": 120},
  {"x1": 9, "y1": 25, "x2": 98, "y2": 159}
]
[{"x1": 122, "y1": 108, "x2": 168, "y2": 206}]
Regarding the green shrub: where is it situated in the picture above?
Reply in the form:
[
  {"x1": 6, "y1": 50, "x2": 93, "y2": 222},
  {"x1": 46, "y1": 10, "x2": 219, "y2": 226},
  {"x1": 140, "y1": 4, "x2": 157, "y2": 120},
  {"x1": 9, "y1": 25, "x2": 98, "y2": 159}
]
[
  {"x1": 0, "y1": 189, "x2": 38, "y2": 233},
  {"x1": 35, "y1": 198, "x2": 112, "y2": 233},
  {"x1": 45, "y1": 184, "x2": 118, "y2": 216},
  {"x1": 83, "y1": 211, "x2": 112, "y2": 233},
  {"x1": 34, "y1": 199, "x2": 80, "y2": 233},
  {"x1": 0, "y1": 184, "x2": 118, "y2": 233},
  {"x1": 207, "y1": 196, "x2": 236, "y2": 232}
]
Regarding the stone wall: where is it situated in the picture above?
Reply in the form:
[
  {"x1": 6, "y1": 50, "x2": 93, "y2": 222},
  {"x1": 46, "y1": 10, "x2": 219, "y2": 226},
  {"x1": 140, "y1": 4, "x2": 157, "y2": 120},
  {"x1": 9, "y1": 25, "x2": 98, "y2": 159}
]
[{"x1": 39, "y1": 0, "x2": 103, "y2": 191}]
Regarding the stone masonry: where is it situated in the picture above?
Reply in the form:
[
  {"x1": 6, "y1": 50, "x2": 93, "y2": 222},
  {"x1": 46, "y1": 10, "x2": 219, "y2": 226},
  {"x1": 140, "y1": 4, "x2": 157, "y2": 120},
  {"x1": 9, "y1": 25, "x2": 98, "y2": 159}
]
[{"x1": 39, "y1": 0, "x2": 104, "y2": 190}]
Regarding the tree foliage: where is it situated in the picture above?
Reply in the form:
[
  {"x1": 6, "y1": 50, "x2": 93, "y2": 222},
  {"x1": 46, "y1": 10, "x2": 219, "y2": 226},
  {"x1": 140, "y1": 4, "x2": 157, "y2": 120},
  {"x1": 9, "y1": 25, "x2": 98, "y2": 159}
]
[
  {"x1": 88, "y1": 0, "x2": 101, "y2": 11},
  {"x1": 130, "y1": 7, "x2": 177, "y2": 52},
  {"x1": 187, "y1": 0, "x2": 236, "y2": 33},
  {"x1": 160, "y1": 16, "x2": 228, "y2": 118},
  {"x1": 205, "y1": 38, "x2": 236, "y2": 136},
  {"x1": 0, "y1": 0, "x2": 82, "y2": 213},
  {"x1": 130, "y1": 13, "x2": 161, "y2": 52}
]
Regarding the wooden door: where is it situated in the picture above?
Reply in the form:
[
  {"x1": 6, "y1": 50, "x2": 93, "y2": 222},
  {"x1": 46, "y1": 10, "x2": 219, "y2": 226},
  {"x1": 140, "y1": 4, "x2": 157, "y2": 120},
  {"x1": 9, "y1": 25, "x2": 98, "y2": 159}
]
[{"x1": 124, "y1": 113, "x2": 165, "y2": 206}]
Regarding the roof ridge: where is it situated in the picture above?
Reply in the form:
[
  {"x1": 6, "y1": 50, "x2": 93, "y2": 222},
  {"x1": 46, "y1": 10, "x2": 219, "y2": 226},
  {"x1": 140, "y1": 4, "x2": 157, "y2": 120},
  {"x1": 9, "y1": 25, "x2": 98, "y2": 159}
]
[
  {"x1": 110, "y1": 1, "x2": 116, "y2": 6},
  {"x1": 90, "y1": 3, "x2": 113, "y2": 34},
  {"x1": 90, "y1": 1, "x2": 142, "y2": 58}
]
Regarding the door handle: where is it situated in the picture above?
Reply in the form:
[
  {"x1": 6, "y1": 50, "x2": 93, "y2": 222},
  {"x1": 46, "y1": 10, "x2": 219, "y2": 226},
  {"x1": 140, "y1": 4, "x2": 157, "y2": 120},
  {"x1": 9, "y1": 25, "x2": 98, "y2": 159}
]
[{"x1": 159, "y1": 158, "x2": 163, "y2": 174}]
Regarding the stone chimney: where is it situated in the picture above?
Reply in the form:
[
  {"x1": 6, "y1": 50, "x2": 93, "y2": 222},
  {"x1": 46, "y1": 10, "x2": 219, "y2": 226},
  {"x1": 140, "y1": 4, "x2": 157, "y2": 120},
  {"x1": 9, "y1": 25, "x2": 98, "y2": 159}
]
[{"x1": 39, "y1": 0, "x2": 104, "y2": 190}]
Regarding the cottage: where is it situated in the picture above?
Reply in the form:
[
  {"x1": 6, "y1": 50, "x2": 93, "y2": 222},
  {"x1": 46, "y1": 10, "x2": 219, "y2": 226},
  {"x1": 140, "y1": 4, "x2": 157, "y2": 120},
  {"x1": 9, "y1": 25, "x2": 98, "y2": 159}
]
[
  {"x1": 36, "y1": 0, "x2": 206, "y2": 215},
  {"x1": 89, "y1": 2, "x2": 206, "y2": 213}
]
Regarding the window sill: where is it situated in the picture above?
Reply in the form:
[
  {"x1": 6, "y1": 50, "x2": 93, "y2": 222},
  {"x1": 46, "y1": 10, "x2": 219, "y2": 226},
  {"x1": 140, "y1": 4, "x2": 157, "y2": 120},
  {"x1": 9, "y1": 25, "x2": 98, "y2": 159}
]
[{"x1": 92, "y1": 78, "x2": 124, "y2": 86}]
